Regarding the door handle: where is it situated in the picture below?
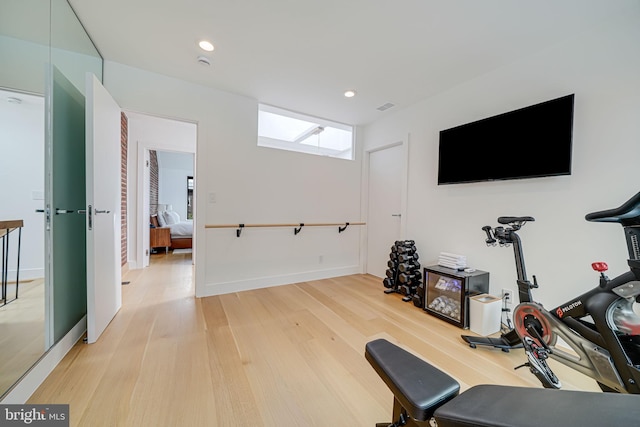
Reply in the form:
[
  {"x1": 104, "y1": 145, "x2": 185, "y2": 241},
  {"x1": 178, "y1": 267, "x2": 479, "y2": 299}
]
[
  {"x1": 35, "y1": 207, "x2": 51, "y2": 230},
  {"x1": 77, "y1": 210, "x2": 87, "y2": 214},
  {"x1": 55, "y1": 208, "x2": 75, "y2": 214},
  {"x1": 391, "y1": 214, "x2": 402, "y2": 217},
  {"x1": 95, "y1": 209, "x2": 111, "y2": 214}
]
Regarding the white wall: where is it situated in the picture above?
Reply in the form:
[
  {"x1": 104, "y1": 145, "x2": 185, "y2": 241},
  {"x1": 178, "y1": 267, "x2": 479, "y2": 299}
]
[
  {"x1": 106, "y1": 62, "x2": 363, "y2": 296},
  {"x1": 157, "y1": 151, "x2": 194, "y2": 222},
  {"x1": 0, "y1": 90, "x2": 45, "y2": 280},
  {"x1": 0, "y1": 35, "x2": 101, "y2": 97},
  {"x1": 362, "y1": 10, "x2": 640, "y2": 308},
  {"x1": 0, "y1": 35, "x2": 48, "y2": 95}
]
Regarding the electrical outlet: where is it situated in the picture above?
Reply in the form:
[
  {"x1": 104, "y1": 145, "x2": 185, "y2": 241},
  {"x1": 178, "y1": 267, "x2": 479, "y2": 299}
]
[{"x1": 502, "y1": 288, "x2": 513, "y2": 304}]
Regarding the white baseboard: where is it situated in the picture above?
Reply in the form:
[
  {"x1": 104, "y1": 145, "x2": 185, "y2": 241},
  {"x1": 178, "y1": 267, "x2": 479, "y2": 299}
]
[
  {"x1": 198, "y1": 265, "x2": 360, "y2": 297},
  {"x1": 1, "y1": 316, "x2": 86, "y2": 404}
]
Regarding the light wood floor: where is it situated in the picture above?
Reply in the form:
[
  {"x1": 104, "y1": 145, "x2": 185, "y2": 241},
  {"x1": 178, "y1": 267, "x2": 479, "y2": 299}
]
[
  {"x1": 28, "y1": 254, "x2": 600, "y2": 426},
  {"x1": 0, "y1": 278, "x2": 45, "y2": 394}
]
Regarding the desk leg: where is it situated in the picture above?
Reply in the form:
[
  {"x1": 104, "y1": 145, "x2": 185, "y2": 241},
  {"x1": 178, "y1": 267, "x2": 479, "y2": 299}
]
[
  {"x1": 1, "y1": 234, "x2": 7, "y2": 304},
  {"x1": 15, "y1": 227, "x2": 21, "y2": 299}
]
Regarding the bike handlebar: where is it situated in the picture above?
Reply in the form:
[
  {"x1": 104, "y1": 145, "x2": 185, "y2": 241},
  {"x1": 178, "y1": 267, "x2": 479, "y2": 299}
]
[{"x1": 482, "y1": 225, "x2": 496, "y2": 245}]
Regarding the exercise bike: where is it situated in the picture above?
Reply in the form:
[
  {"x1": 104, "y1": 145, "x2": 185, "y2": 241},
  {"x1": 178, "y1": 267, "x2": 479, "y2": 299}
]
[{"x1": 481, "y1": 191, "x2": 640, "y2": 393}]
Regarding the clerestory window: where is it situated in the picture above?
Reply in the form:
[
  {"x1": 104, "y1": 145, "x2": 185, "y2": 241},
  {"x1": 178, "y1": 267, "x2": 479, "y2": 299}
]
[{"x1": 257, "y1": 104, "x2": 354, "y2": 160}]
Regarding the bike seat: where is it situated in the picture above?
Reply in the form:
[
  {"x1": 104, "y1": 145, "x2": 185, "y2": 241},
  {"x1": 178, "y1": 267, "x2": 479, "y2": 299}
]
[
  {"x1": 497, "y1": 216, "x2": 535, "y2": 225},
  {"x1": 585, "y1": 191, "x2": 640, "y2": 226}
]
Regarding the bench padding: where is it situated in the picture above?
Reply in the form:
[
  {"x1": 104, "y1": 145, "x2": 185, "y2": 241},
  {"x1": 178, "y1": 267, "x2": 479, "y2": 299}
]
[
  {"x1": 434, "y1": 384, "x2": 640, "y2": 427},
  {"x1": 365, "y1": 339, "x2": 460, "y2": 421}
]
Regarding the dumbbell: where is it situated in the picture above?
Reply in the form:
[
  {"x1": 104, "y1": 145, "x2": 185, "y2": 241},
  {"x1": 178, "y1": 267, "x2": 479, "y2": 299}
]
[
  {"x1": 397, "y1": 252, "x2": 419, "y2": 262},
  {"x1": 398, "y1": 271, "x2": 421, "y2": 284},
  {"x1": 399, "y1": 270, "x2": 422, "y2": 284},
  {"x1": 412, "y1": 294, "x2": 423, "y2": 308},
  {"x1": 401, "y1": 284, "x2": 416, "y2": 294},
  {"x1": 397, "y1": 245, "x2": 417, "y2": 254},
  {"x1": 383, "y1": 277, "x2": 395, "y2": 289},
  {"x1": 387, "y1": 259, "x2": 398, "y2": 269},
  {"x1": 398, "y1": 261, "x2": 421, "y2": 273},
  {"x1": 385, "y1": 269, "x2": 396, "y2": 279}
]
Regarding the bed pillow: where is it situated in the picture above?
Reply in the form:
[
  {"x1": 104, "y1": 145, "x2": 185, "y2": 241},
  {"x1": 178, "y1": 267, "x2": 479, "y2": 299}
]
[
  {"x1": 163, "y1": 210, "x2": 179, "y2": 225},
  {"x1": 156, "y1": 213, "x2": 167, "y2": 227},
  {"x1": 168, "y1": 211, "x2": 180, "y2": 223}
]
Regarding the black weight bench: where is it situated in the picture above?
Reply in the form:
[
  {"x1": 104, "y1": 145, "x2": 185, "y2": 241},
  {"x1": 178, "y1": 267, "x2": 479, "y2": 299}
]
[
  {"x1": 365, "y1": 338, "x2": 459, "y2": 426},
  {"x1": 365, "y1": 338, "x2": 640, "y2": 427}
]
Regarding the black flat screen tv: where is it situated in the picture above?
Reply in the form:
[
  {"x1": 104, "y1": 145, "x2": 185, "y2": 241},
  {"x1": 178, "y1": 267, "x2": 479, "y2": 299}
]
[{"x1": 437, "y1": 94, "x2": 574, "y2": 185}]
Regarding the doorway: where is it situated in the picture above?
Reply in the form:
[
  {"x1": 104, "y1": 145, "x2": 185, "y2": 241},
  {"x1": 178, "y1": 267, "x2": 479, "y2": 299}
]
[
  {"x1": 366, "y1": 141, "x2": 407, "y2": 278},
  {"x1": 125, "y1": 112, "x2": 197, "y2": 273},
  {"x1": 149, "y1": 149, "x2": 195, "y2": 258}
]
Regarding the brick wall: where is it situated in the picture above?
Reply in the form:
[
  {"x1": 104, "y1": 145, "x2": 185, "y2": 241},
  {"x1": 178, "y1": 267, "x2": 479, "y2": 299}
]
[
  {"x1": 150, "y1": 150, "x2": 159, "y2": 215},
  {"x1": 121, "y1": 112, "x2": 128, "y2": 266}
]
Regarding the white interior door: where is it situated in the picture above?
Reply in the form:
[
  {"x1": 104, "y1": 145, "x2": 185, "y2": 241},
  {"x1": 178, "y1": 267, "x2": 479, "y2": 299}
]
[
  {"x1": 85, "y1": 73, "x2": 122, "y2": 344},
  {"x1": 367, "y1": 144, "x2": 404, "y2": 278}
]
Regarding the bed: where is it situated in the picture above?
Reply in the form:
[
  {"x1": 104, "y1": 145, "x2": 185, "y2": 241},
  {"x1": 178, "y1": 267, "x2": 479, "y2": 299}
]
[{"x1": 151, "y1": 211, "x2": 193, "y2": 250}]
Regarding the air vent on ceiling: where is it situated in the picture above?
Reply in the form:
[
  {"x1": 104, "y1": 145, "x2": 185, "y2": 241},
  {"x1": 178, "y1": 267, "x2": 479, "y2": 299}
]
[
  {"x1": 197, "y1": 56, "x2": 211, "y2": 66},
  {"x1": 377, "y1": 102, "x2": 395, "y2": 111}
]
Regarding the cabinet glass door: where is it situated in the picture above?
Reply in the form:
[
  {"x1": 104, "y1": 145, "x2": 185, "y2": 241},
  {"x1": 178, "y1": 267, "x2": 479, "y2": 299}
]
[{"x1": 425, "y1": 271, "x2": 462, "y2": 322}]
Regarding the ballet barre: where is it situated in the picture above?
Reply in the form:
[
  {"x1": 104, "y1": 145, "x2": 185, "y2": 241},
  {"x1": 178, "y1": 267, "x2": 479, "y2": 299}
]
[{"x1": 205, "y1": 222, "x2": 365, "y2": 237}]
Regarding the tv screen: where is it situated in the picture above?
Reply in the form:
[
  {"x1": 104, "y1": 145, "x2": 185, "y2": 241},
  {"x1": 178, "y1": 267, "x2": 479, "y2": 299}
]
[{"x1": 437, "y1": 94, "x2": 574, "y2": 185}]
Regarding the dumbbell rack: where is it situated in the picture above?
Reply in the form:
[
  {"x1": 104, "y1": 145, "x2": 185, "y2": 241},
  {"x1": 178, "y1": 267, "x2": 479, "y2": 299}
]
[{"x1": 383, "y1": 240, "x2": 423, "y2": 306}]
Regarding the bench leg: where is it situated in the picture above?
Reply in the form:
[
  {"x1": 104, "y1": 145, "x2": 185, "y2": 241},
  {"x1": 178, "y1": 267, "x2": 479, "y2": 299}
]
[{"x1": 374, "y1": 398, "x2": 431, "y2": 427}]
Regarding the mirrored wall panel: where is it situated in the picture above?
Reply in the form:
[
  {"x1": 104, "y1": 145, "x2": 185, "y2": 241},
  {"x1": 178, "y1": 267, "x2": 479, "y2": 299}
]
[{"x1": 0, "y1": 0, "x2": 102, "y2": 399}]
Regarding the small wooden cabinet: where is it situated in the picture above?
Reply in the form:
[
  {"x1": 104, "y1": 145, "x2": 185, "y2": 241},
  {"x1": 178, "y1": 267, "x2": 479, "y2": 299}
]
[{"x1": 150, "y1": 227, "x2": 171, "y2": 252}]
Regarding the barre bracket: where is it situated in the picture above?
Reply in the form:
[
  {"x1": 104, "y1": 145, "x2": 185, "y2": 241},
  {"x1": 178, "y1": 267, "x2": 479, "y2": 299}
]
[
  {"x1": 294, "y1": 223, "x2": 304, "y2": 235},
  {"x1": 338, "y1": 222, "x2": 349, "y2": 233},
  {"x1": 236, "y1": 224, "x2": 245, "y2": 238}
]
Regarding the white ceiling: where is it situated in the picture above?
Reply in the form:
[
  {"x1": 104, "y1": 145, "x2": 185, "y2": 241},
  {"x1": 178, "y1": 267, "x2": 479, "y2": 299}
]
[{"x1": 67, "y1": 0, "x2": 638, "y2": 125}]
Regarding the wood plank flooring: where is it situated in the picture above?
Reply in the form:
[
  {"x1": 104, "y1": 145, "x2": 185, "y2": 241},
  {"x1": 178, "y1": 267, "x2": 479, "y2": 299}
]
[
  {"x1": 0, "y1": 278, "x2": 45, "y2": 394},
  {"x1": 28, "y1": 254, "x2": 600, "y2": 426}
]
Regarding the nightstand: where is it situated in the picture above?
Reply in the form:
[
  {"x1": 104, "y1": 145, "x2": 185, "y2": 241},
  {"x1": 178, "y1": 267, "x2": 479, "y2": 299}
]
[{"x1": 150, "y1": 227, "x2": 171, "y2": 253}]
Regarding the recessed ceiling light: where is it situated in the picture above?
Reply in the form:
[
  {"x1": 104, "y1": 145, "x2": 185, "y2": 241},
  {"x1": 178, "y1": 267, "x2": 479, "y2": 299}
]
[
  {"x1": 344, "y1": 90, "x2": 356, "y2": 98},
  {"x1": 198, "y1": 40, "x2": 214, "y2": 52}
]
